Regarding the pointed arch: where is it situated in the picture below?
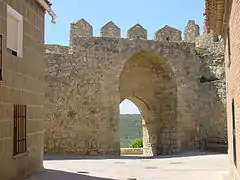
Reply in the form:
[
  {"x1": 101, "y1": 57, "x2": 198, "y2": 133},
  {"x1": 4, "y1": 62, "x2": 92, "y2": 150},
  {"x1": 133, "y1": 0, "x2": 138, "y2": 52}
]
[{"x1": 119, "y1": 49, "x2": 177, "y2": 156}]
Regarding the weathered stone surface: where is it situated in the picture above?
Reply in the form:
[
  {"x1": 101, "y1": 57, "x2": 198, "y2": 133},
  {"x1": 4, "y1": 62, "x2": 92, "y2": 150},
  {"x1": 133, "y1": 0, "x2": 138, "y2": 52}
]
[
  {"x1": 44, "y1": 19, "x2": 227, "y2": 156},
  {"x1": 0, "y1": 1, "x2": 46, "y2": 180},
  {"x1": 127, "y1": 24, "x2": 147, "y2": 40},
  {"x1": 155, "y1": 25, "x2": 182, "y2": 42},
  {"x1": 184, "y1": 20, "x2": 200, "y2": 42},
  {"x1": 195, "y1": 34, "x2": 227, "y2": 140},
  {"x1": 70, "y1": 18, "x2": 93, "y2": 46},
  {"x1": 121, "y1": 148, "x2": 143, "y2": 155},
  {"x1": 101, "y1": 21, "x2": 121, "y2": 38}
]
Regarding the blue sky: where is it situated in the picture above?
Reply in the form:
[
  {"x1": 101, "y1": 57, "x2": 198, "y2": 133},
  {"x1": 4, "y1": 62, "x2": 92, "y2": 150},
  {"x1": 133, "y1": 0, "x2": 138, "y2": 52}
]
[{"x1": 45, "y1": 0, "x2": 205, "y2": 114}]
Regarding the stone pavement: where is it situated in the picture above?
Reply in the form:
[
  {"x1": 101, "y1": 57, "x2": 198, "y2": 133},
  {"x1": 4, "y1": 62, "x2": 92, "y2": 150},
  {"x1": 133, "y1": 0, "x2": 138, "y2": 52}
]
[{"x1": 26, "y1": 151, "x2": 229, "y2": 180}]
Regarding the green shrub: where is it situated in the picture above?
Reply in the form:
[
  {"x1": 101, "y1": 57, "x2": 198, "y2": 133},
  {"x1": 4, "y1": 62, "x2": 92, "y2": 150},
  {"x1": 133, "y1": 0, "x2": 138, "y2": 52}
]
[
  {"x1": 195, "y1": 47, "x2": 207, "y2": 55},
  {"x1": 129, "y1": 139, "x2": 143, "y2": 148}
]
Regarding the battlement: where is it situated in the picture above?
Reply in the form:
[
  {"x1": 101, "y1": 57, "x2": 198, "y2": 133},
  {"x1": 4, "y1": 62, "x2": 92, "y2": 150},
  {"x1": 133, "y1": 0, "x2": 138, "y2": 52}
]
[
  {"x1": 69, "y1": 18, "x2": 201, "y2": 46},
  {"x1": 184, "y1": 20, "x2": 200, "y2": 43}
]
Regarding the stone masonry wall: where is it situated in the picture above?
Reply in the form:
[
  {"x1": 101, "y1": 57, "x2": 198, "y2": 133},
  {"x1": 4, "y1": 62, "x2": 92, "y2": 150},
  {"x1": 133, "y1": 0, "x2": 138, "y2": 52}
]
[
  {"x1": 101, "y1": 21, "x2": 121, "y2": 38},
  {"x1": 127, "y1": 24, "x2": 147, "y2": 40},
  {"x1": 154, "y1": 25, "x2": 182, "y2": 42},
  {"x1": 184, "y1": 20, "x2": 200, "y2": 43},
  {"x1": 70, "y1": 18, "x2": 93, "y2": 46},
  {"x1": 0, "y1": 1, "x2": 46, "y2": 180},
  {"x1": 44, "y1": 19, "x2": 227, "y2": 156},
  {"x1": 195, "y1": 34, "x2": 227, "y2": 143}
]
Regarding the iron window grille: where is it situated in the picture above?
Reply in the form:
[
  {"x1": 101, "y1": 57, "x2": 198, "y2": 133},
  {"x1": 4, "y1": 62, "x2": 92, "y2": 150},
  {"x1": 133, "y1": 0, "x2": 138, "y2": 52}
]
[
  {"x1": 0, "y1": 34, "x2": 2, "y2": 81},
  {"x1": 13, "y1": 104, "x2": 27, "y2": 156}
]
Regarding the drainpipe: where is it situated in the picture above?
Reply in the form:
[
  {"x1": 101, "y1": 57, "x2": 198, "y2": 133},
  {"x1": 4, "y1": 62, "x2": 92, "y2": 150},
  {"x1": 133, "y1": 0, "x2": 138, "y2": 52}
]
[{"x1": 36, "y1": 0, "x2": 56, "y2": 24}]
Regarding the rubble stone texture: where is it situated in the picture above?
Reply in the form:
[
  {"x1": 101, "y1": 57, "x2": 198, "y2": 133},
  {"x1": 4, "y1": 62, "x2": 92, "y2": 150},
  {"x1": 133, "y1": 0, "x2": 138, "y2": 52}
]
[
  {"x1": 70, "y1": 18, "x2": 93, "y2": 46},
  {"x1": 101, "y1": 21, "x2": 121, "y2": 38},
  {"x1": 155, "y1": 25, "x2": 182, "y2": 42},
  {"x1": 127, "y1": 24, "x2": 148, "y2": 40},
  {"x1": 44, "y1": 19, "x2": 227, "y2": 156},
  {"x1": 184, "y1": 20, "x2": 200, "y2": 43}
]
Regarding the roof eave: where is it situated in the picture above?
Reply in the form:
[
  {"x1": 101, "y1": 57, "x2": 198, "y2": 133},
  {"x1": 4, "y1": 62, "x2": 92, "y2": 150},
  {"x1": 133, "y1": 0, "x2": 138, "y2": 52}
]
[{"x1": 36, "y1": 0, "x2": 56, "y2": 24}]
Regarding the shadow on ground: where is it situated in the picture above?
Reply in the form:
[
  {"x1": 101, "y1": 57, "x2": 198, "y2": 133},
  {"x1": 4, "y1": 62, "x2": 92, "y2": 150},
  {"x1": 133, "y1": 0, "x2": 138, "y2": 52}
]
[
  {"x1": 26, "y1": 169, "x2": 117, "y2": 180},
  {"x1": 44, "y1": 150, "x2": 226, "y2": 161}
]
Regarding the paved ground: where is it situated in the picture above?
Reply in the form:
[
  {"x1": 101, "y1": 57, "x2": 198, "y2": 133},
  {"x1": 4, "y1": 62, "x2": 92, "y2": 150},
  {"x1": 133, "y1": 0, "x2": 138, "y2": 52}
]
[{"x1": 27, "y1": 151, "x2": 229, "y2": 180}]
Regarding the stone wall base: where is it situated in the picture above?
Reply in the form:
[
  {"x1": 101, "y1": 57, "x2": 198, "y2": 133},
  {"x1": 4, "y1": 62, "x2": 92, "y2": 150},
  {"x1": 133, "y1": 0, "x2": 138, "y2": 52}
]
[{"x1": 120, "y1": 148, "x2": 143, "y2": 155}]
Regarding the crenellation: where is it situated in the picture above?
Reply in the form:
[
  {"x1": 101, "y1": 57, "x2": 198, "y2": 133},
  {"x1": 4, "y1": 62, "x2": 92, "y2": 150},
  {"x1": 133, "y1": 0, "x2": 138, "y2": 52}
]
[
  {"x1": 184, "y1": 20, "x2": 200, "y2": 42},
  {"x1": 127, "y1": 24, "x2": 147, "y2": 40},
  {"x1": 70, "y1": 18, "x2": 93, "y2": 46},
  {"x1": 154, "y1": 25, "x2": 182, "y2": 42},
  {"x1": 101, "y1": 21, "x2": 121, "y2": 38},
  {"x1": 68, "y1": 19, "x2": 205, "y2": 41}
]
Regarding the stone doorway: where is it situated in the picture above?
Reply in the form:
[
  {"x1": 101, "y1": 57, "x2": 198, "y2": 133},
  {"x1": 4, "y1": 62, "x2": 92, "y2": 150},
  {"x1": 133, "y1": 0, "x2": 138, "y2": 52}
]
[{"x1": 119, "y1": 50, "x2": 178, "y2": 155}]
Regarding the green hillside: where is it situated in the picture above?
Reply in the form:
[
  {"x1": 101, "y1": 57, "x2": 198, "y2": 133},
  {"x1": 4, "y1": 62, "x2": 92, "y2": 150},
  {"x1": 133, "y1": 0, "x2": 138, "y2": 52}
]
[{"x1": 119, "y1": 114, "x2": 142, "y2": 147}]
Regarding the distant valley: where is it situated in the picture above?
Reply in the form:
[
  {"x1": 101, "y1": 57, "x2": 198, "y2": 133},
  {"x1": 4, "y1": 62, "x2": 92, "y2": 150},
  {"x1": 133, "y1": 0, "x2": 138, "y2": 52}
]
[{"x1": 119, "y1": 114, "x2": 142, "y2": 147}]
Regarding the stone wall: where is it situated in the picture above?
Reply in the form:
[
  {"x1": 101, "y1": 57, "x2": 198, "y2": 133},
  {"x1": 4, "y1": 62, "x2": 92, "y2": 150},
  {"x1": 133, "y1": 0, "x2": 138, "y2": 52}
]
[
  {"x1": 44, "y1": 19, "x2": 227, "y2": 156},
  {"x1": 70, "y1": 18, "x2": 93, "y2": 46},
  {"x1": 195, "y1": 34, "x2": 227, "y2": 142},
  {"x1": 155, "y1": 25, "x2": 182, "y2": 42},
  {"x1": 121, "y1": 148, "x2": 143, "y2": 155},
  {"x1": 101, "y1": 21, "x2": 121, "y2": 38},
  {"x1": 0, "y1": 0, "x2": 46, "y2": 180},
  {"x1": 184, "y1": 20, "x2": 200, "y2": 42},
  {"x1": 225, "y1": 0, "x2": 240, "y2": 179},
  {"x1": 127, "y1": 24, "x2": 148, "y2": 40}
]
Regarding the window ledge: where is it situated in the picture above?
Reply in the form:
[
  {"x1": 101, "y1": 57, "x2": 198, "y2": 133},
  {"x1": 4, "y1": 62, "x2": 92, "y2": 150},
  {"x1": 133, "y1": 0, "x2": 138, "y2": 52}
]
[{"x1": 12, "y1": 151, "x2": 29, "y2": 159}]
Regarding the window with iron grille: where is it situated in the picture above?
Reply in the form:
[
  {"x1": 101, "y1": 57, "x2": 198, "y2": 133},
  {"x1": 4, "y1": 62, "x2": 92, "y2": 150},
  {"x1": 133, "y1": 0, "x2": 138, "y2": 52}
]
[
  {"x1": 0, "y1": 34, "x2": 2, "y2": 81},
  {"x1": 13, "y1": 104, "x2": 27, "y2": 156}
]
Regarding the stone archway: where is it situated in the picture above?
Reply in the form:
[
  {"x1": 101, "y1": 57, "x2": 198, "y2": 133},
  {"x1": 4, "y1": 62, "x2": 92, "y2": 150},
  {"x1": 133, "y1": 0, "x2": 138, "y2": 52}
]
[
  {"x1": 119, "y1": 97, "x2": 149, "y2": 155},
  {"x1": 45, "y1": 34, "x2": 226, "y2": 156},
  {"x1": 119, "y1": 49, "x2": 177, "y2": 155}
]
